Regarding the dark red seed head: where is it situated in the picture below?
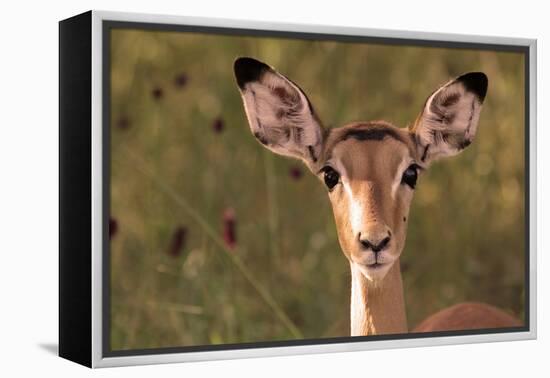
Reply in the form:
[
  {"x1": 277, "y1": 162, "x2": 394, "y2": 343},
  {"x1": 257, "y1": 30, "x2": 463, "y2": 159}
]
[
  {"x1": 109, "y1": 217, "x2": 118, "y2": 240},
  {"x1": 174, "y1": 73, "x2": 188, "y2": 88},
  {"x1": 152, "y1": 87, "x2": 163, "y2": 100},
  {"x1": 167, "y1": 226, "x2": 187, "y2": 257},
  {"x1": 222, "y1": 208, "x2": 237, "y2": 250},
  {"x1": 289, "y1": 166, "x2": 303, "y2": 180},
  {"x1": 116, "y1": 117, "x2": 130, "y2": 130},
  {"x1": 212, "y1": 117, "x2": 224, "y2": 133}
]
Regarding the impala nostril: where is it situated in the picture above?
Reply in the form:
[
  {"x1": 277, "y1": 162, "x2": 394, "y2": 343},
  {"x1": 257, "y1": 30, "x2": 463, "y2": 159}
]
[
  {"x1": 359, "y1": 234, "x2": 391, "y2": 253},
  {"x1": 375, "y1": 236, "x2": 391, "y2": 252},
  {"x1": 360, "y1": 239, "x2": 372, "y2": 250}
]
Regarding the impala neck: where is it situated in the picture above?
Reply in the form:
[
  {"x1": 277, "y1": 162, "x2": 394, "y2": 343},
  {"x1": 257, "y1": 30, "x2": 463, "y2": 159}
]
[{"x1": 350, "y1": 260, "x2": 408, "y2": 336}]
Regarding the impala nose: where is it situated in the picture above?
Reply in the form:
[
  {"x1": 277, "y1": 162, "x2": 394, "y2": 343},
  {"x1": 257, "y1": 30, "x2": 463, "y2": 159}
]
[{"x1": 358, "y1": 231, "x2": 391, "y2": 253}]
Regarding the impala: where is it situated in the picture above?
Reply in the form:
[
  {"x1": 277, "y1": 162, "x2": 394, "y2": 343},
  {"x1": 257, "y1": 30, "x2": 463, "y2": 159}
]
[{"x1": 233, "y1": 57, "x2": 521, "y2": 336}]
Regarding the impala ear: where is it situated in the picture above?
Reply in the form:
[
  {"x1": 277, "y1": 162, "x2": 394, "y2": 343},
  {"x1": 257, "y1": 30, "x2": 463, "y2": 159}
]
[
  {"x1": 233, "y1": 57, "x2": 325, "y2": 168},
  {"x1": 411, "y1": 72, "x2": 488, "y2": 164}
]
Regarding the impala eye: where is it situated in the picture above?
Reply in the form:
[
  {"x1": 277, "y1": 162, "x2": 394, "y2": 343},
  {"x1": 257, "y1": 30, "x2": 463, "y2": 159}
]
[
  {"x1": 322, "y1": 166, "x2": 340, "y2": 191},
  {"x1": 401, "y1": 164, "x2": 419, "y2": 189}
]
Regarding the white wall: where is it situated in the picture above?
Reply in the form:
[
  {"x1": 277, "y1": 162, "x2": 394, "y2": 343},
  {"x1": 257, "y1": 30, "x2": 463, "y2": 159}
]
[{"x1": 0, "y1": 0, "x2": 546, "y2": 376}]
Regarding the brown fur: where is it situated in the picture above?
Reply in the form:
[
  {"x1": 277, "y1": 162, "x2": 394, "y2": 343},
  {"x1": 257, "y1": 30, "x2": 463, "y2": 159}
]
[
  {"x1": 413, "y1": 302, "x2": 522, "y2": 332},
  {"x1": 350, "y1": 261, "x2": 408, "y2": 335},
  {"x1": 323, "y1": 123, "x2": 415, "y2": 269}
]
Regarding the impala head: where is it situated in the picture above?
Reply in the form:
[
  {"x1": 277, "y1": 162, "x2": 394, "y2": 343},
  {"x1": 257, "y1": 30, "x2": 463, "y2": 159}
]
[{"x1": 234, "y1": 57, "x2": 487, "y2": 283}]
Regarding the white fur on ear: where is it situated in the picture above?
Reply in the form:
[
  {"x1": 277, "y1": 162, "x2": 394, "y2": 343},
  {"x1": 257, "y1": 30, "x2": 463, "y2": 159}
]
[
  {"x1": 234, "y1": 57, "x2": 324, "y2": 166},
  {"x1": 412, "y1": 72, "x2": 488, "y2": 163}
]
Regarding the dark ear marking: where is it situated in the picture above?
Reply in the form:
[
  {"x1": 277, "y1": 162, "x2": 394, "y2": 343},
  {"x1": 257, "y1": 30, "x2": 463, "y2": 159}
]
[
  {"x1": 458, "y1": 139, "x2": 471, "y2": 150},
  {"x1": 455, "y1": 72, "x2": 488, "y2": 103},
  {"x1": 307, "y1": 145, "x2": 318, "y2": 163},
  {"x1": 429, "y1": 93, "x2": 458, "y2": 125},
  {"x1": 234, "y1": 57, "x2": 271, "y2": 89},
  {"x1": 255, "y1": 116, "x2": 262, "y2": 129},
  {"x1": 441, "y1": 92, "x2": 461, "y2": 107},
  {"x1": 421, "y1": 144, "x2": 430, "y2": 162},
  {"x1": 272, "y1": 86, "x2": 300, "y2": 106},
  {"x1": 254, "y1": 132, "x2": 269, "y2": 145},
  {"x1": 466, "y1": 100, "x2": 475, "y2": 134}
]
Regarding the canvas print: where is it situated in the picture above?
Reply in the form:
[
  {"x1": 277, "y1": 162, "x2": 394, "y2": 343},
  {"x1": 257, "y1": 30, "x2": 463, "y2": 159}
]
[{"x1": 108, "y1": 27, "x2": 526, "y2": 352}]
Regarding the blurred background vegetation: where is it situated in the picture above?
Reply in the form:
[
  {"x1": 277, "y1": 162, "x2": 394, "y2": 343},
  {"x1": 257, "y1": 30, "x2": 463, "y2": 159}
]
[{"x1": 109, "y1": 28, "x2": 525, "y2": 351}]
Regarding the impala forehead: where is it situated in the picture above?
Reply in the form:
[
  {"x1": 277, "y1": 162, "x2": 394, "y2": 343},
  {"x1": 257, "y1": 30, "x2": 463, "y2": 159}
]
[{"x1": 329, "y1": 137, "x2": 414, "y2": 183}]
